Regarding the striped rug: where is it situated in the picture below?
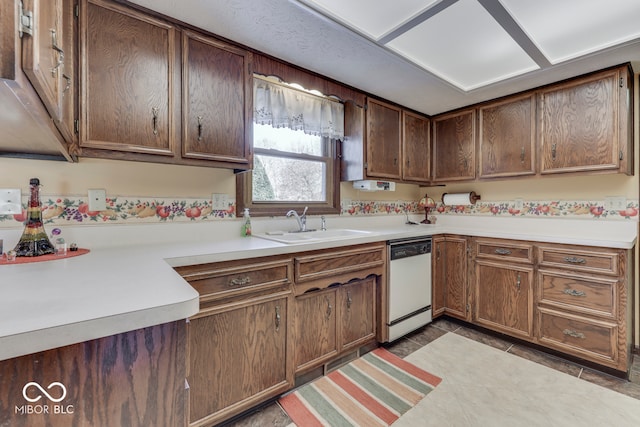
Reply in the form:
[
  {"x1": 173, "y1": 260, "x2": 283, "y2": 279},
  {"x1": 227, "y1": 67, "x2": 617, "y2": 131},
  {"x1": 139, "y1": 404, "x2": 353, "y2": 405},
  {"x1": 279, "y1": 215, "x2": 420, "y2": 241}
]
[{"x1": 279, "y1": 348, "x2": 442, "y2": 426}]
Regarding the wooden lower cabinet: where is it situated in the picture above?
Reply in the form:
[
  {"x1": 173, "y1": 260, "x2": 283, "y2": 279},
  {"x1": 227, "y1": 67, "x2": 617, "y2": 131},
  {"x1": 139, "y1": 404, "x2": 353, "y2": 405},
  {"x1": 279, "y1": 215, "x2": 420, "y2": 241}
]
[
  {"x1": 294, "y1": 287, "x2": 338, "y2": 372},
  {"x1": 340, "y1": 277, "x2": 376, "y2": 352},
  {"x1": 432, "y1": 235, "x2": 469, "y2": 321},
  {"x1": 474, "y1": 260, "x2": 534, "y2": 339},
  {"x1": 187, "y1": 291, "x2": 293, "y2": 427}
]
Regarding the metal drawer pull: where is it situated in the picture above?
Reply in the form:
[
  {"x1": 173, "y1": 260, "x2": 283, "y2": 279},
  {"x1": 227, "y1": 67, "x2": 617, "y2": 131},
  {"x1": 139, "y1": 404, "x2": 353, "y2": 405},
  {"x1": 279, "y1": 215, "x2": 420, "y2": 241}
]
[
  {"x1": 152, "y1": 108, "x2": 159, "y2": 135},
  {"x1": 228, "y1": 276, "x2": 251, "y2": 287},
  {"x1": 564, "y1": 257, "x2": 586, "y2": 264},
  {"x1": 325, "y1": 296, "x2": 332, "y2": 319},
  {"x1": 197, "y1": 116, "x2": 203, "y2": 141},
  {"x1": 520, "y1": 147, "x2": 525, "y2": 162},
  {"x1": 275, "y1": 305, "x2": 281, "y2": 332},
  {"x1": 562, "y1": 329, "x2": 585, "y2": 339},
  {"x1": 563, "y1": 289, "x2": 587, "y2": 297},
  {"x1": 494, "y1": 248, "x2": 512, "y2": 255},
  {"x1": 51, "y1": 29, "x2": 64, "y2": 76}
]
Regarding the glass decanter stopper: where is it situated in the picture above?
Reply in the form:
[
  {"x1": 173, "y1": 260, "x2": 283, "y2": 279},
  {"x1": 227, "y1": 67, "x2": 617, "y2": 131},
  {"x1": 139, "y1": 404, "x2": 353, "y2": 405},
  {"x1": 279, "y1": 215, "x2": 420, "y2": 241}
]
[{"x1": 14, "y1": 178, "x2": 55, "y2": 257}]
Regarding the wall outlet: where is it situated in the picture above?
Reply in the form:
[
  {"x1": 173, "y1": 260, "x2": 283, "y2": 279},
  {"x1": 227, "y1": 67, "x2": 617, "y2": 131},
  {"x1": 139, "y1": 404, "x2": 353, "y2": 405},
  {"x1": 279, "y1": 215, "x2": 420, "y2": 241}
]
[
  {"x1": 212, "y1": 193, "x2": 229, "y2": 210},
  {"x1": 604, "y1": 196, "x2": 626, "y2": 211},
  {"x1": 514, "y1": 198, "x2": 524, "y2": 210},
  {"x1": 88, "y1": 189, "x2": 107, "y2": 211},
  {"x1": 0, "y1": 189, "x2": 22, "y2": 214}
]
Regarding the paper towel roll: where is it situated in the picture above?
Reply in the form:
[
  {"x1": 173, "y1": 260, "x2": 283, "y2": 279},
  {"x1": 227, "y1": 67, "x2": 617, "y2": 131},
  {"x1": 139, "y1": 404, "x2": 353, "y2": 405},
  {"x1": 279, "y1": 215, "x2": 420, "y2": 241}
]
[{"x1": 442, "y1": 192, "x2": 480, "y2": 206}]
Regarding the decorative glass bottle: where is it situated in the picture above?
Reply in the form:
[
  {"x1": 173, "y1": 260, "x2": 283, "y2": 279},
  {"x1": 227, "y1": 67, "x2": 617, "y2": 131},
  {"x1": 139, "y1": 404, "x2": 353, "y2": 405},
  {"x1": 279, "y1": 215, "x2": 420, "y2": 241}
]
[{"x1": 14, "y1": 178, "x2": 55, "y2": 257}]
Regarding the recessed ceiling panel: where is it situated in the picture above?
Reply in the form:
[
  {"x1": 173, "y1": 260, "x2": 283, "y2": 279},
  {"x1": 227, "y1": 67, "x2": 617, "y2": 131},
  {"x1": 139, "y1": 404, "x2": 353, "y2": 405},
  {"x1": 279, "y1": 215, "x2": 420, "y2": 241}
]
[
  {"x1": 386, "y1": 0, "x2": 539, "y2": 91},
  {"x1": 298, "y1": 0, "x2": 438, "y2": 40},
  {"x1": 500, "y1": 0, "x2": 640, "y2": 64}
]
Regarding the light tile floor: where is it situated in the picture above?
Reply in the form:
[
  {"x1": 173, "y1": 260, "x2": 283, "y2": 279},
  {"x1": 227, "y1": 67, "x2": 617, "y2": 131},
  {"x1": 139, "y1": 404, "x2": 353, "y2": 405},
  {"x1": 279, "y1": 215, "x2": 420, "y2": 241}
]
[{"x1": 222, "y1": 319, "x2": 640, "y2": 426}]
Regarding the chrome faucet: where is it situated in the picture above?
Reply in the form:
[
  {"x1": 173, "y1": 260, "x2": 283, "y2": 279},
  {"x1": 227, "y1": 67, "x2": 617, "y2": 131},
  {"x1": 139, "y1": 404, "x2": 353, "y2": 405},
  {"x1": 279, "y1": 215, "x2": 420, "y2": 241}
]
[{"x1": 286, "y1": 206, "x2": 309, "y2": 232}]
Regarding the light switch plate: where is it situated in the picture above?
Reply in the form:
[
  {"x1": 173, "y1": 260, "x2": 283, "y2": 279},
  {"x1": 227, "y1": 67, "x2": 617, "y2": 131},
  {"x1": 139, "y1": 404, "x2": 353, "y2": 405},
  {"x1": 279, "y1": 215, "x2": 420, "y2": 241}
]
[
  {"x1": 604, "y1": 196, "x2": 626, "y2": 211},
  {"x1": 0, "y1": 189, "x2": 22, "y2": 214},
  {"x1": 212, "y1": 193, "x2": 229, "y2": 210},
  {"x1": 514, "y1": 198, "x2": 524, "y2": 210},
  {"x1": 88, "y1": 189, "x2": 107, "y2": 211}
]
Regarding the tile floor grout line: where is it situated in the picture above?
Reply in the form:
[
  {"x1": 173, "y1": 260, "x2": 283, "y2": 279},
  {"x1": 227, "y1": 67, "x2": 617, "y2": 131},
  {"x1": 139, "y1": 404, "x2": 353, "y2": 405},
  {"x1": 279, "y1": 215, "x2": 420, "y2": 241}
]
[{"x1": 505, "y1": 344, "x2": 514, "y2": 353}]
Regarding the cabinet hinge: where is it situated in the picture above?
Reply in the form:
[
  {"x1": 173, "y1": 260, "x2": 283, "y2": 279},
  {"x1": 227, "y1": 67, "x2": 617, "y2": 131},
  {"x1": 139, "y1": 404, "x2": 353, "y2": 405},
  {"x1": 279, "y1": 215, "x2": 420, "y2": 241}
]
[
  {"x1": 18, "y1": 1, "x2": 33, "y2": 38},
  {"x1": 363, "y1": 162, "x2": 368, "y2": 169},
  {"x1": 75, "y1": 4, "x2": 79, "y2": 18},
  {"x1": 619, "y1": 150, "x2": 624, "y2": 161},
  {"x1": 74, "y1": 119, "x2": 79, "y2": 134},
  {"x1": 619, "y1": 77, "x2": 624, "y2": 88}
]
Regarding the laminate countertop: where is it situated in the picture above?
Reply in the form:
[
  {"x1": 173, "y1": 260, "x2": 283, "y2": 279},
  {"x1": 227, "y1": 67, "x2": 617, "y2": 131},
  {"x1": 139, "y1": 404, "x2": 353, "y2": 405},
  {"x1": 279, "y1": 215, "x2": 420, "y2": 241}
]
[{"x1": 0, "y1": 215, "x2": 635, "y2": 361}]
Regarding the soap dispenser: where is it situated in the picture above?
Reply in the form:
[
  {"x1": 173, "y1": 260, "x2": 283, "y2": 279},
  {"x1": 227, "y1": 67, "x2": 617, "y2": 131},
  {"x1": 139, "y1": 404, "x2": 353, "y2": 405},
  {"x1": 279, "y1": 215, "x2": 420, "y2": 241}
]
[{"x1": 241, "y1": 208, "x2": 252, "y2": 237}]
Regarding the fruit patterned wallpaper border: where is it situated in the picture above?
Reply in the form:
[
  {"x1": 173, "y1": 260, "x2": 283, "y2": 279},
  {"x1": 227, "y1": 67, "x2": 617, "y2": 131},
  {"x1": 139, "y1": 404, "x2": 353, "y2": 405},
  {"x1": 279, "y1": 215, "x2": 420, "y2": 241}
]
[{"x1": 0, "y1": 196, "x2": 637, "y2": 228}]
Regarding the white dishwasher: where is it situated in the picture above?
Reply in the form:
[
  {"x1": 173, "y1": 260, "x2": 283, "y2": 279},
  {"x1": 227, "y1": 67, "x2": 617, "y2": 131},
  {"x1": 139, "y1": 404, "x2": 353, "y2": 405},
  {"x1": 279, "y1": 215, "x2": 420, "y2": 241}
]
[{"x1": 386, "y1": 237, "x2": 432, "y2": 341}]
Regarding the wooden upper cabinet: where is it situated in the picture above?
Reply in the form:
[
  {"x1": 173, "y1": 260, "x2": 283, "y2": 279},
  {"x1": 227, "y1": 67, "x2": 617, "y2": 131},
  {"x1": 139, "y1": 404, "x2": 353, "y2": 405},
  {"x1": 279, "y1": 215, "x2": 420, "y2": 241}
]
[
  {"x1": 366, "y1": 98, "x2": 402, "y2": 179},
  {"x1": 478, "y1": 94, "x2": 536, "y2": 178},
  {"x1": 432, "y1": 108, "x2": 476, "y2": 182},
  {"x1": 538, "y1": 65, "x2": 632, "y2": 175},
  {"x1": 182, "y1": 30, "x2": 252, "y2": 167},
  {"x1": 402, "y1": 111, "x2": 431, "y2": 183},
  {"x1": 80, "y1": 0, "x2": 178, "y2": 156}
]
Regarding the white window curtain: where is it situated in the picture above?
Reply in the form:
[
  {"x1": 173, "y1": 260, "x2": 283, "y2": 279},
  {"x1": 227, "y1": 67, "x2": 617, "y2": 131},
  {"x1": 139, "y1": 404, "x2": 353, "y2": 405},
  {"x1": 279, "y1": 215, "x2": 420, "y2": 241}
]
[{"x1": 253, "y1": 77, "x2": 344, "y2": 140}]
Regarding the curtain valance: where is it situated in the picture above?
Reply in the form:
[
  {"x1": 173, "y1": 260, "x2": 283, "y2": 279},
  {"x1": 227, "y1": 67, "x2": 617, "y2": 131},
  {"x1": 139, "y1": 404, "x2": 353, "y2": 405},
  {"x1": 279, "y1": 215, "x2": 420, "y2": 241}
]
[{"x1": 253, "y1": 77, "x2": 344, "y2": 140}]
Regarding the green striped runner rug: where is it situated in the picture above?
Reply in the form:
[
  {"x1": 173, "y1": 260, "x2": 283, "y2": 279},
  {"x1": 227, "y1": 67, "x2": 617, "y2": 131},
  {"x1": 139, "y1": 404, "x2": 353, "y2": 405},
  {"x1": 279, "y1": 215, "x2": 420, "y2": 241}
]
[{"x1": 279, "y1": 348, "x2": 441, "y2": 426}]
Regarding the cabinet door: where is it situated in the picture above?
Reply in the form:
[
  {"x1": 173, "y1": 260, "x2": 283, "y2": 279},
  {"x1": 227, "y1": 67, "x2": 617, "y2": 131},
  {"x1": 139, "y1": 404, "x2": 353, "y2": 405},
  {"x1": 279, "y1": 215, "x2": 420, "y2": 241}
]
[
  {"x1": 80, "y1": 0, "x2": 177, "y2": 156},
  {"x1": 432, "y1": 109, "x2": 476, "y2": 182},
  {"x1": 444, "y1": 237, "x2": 469, "y2": 320},
  {"x1": 21, "y1": 0, "x2": 64, "y2": 122},
  {"x1": 478, "y1": 94, "x2": 535, "y2": 178},
  {"x1": 402, "y1": 111, "x2": 431, "y2": 183},
  {"x1": 475, "y1": 260, "x2": 533, "y2": 339},
  {"x1": 188, "y1": 293, "x2": 292, "y2": 426},
  {"x1": 339, "y1": 277, "x2": 376, "y2": 351},
  {"x1": 431, "y1": 236, "x2": 446, "y2": 318},
  {"x1": 294, "y1": 288, "x2": 338, "y2": 372},
  {"x1": 182, "y1": 30, "x2": 252, "y2": 166},
  {"x1": 366, "y1": 98, "x2": 402, "y2": 179},
  {"x1": 538, "y1": 67, "x2": 628, "y2": 174}
]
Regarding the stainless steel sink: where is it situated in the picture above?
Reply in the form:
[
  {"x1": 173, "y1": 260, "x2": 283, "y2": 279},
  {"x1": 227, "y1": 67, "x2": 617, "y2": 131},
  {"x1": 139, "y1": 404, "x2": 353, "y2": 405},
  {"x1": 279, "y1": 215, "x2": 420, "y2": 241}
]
[{"x1": 253, "y1": 228, "x2": 375, "y2": 244}]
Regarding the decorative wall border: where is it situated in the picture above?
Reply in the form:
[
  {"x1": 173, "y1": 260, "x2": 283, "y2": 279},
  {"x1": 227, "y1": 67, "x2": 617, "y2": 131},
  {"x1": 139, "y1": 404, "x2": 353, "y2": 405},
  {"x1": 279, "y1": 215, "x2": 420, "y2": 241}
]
[{"x1": 1, "y1": 196, "x2": 637, "y2": 228}]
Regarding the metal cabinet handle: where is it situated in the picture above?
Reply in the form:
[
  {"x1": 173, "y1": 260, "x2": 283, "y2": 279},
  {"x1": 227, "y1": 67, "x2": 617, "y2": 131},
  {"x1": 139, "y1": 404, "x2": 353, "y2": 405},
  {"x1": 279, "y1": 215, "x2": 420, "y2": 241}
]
[
  {"x1": 494, "y1": 248, "x2": 512, "y2": 255},
  {"x1": 520, "y1": 147, "x2": 525, "y2": 162},
  {"x1": 551, "y1": 143, "x2": 557, "y2": 160},
  {"x1": 516, "y1": 273, "x2": 521, "y2": 291},
  {"x1": 275, "y1": 305, "x2": 281, "y2": 332},
  {"x1": 563, "y1": 288, "x2": 586, "y2": 297},
  {"x1": 564, "y1": 257, "x2": 586, "y2": 264},
  {"x1": 436, "y1": 248, "x2": 441, "y2": 260},
  {"x1": 325, "y1": 296, "x2": 332, "y2": 319},
  {"x1": 563, "y1": 329, "x2": 585, "y2": 339},
  {"x1": 152, "y1": 108, "x2": 159, "y2": 135},
  {"x1": 62, "y1": 74, "x2": 71, "y2": 94},
  {"x1": 50, "y1": 29, "x2": 64, "y2": 76},
  {"x1": 346, "y1": 291, "x2": 352, "y2": 310},
  {"x1": 228, "y1": 276, "x2": 251, "y2": 287},
  {"x1": 197, "y1": 116, "x2": 203, "y2": 141}
]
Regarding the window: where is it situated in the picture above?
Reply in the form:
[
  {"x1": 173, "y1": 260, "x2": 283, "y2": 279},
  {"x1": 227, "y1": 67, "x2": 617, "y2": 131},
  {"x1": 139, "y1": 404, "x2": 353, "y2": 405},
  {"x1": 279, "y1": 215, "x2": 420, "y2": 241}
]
[{"x1": 237, "y1": 77, "x2": 343, "y2": 216}]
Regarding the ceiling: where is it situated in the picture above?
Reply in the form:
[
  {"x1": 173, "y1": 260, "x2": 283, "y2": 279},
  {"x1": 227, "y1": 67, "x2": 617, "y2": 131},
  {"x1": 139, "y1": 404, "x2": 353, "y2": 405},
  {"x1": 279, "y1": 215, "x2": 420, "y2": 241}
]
[{"x1": 128, "y1": 0, "x2": 640, "y2": 116}]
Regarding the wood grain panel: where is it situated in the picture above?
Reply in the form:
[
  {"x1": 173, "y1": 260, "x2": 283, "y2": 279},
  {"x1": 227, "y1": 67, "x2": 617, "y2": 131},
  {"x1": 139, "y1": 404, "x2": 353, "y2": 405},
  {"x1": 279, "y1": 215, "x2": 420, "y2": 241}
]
[
  {"x1": 432, "y1": 109, "x2": 476, "y2": 182},
  {"x1": 444, "y1": 236, "x2": 468, "y2": 320},
  {"x1": 366, "y1": 98, "x2": 402, "y2": 179},
  {"x1": 294, "y1": 244, "x2": 385, "y2": 285},
  {"x1": 294, "y1": 288, "x2": 338, "y2": 372},
  {"x1": 340, "y1": 277, "x2": 376, "y2": 351},
  {"x1": 182, "y1": 30, "x2": 251, "y2": 164},
  {"x1": 537, "y1": 245, "x2": 619, "y2": 275},
  {"x1": 0, "y1": 321, "x2": 186, "y2": 427},
  {"x1": 475, "y1": 238, "x2": 533, "y2": 263},
  {"x1": 478, "y1": 94, "x2": 535, "y2": 178},
  {"x1": 431, "y1": 236, "x2": 446, "y2": 318},
  {"x1": 402, "y1": 111, "x2": 430, "y2": 183}
]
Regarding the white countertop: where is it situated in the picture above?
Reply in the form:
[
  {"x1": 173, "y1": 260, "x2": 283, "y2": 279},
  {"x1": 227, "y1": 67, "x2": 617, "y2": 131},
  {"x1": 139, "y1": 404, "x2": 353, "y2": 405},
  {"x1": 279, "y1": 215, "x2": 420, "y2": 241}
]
[{"x1": 0, "y1": 215, "x2": 636, "y2": 361}]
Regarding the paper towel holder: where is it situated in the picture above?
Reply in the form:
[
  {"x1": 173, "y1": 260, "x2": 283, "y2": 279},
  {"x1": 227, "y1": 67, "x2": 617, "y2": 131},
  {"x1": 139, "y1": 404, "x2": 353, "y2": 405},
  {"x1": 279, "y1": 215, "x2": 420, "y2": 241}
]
[{"x1": 442, "y1": 191, "x2": 481, "y2": 205}]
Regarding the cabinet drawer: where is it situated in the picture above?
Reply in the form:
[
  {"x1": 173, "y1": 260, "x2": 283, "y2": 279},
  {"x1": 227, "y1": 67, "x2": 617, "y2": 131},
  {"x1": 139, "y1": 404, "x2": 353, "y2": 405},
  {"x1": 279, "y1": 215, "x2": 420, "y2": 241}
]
[
  {"x1": 475, "y1": 239, "x2": 533, "y2": 263},
  {"x1": 538, "y1": 270, "x2": 617, "y2": 318},
  {"x1": 177, "y1": 259, "x2": 293, "y2": 303},
  {"x1": 537, "y1": 246, "x2": 619, "y2": 275},
  {"x1": 538, "y1": 308, "x2": 617, "y2": 366},
  {"x1": 295, "y1": 244, "x2": 385, "y2": 284}
]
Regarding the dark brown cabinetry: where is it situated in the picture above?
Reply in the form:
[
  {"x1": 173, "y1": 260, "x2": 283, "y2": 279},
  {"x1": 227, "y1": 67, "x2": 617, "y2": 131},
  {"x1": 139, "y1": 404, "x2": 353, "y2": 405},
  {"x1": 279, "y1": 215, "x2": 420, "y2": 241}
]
[
  {"x1": 478, "y1": 94, "x2": 536, "y2": 178},
  {"x1": 538, "y1": 65, "x2": 633, "y2": 175},
  {"x1": 402, "y1": 111, "x2": 431, "y2": 183},
  {"x1": 80, "y1": 0, "x2": 178, "y2": 157},
  {"x1": 365, "y1": 98, "x2": 402, "y2": 179},
  {"x1": 182, "y1": 30, "x2": 252, "y2": 167},
  {"x1": 339, "y1": 277, "x2": 376, "y2": 352},
  {"x1": 432, "y1": 108, "x2": 476, "y2": 182},
  {"x1": 432, "y1": 235, "x2": 469, "y2": 321},
  {"x1": 473, "y1": 239, "x2": 534, "y2": 339}
]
